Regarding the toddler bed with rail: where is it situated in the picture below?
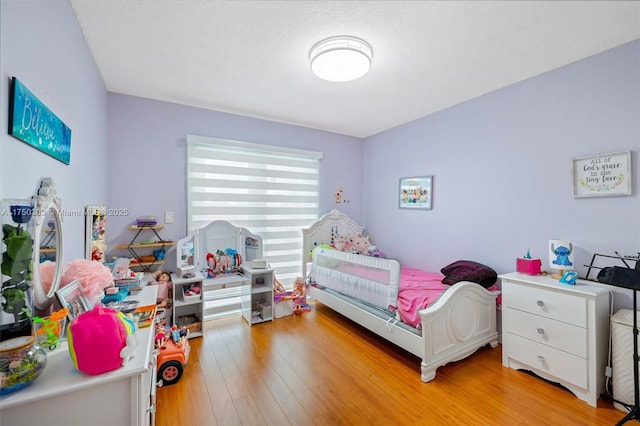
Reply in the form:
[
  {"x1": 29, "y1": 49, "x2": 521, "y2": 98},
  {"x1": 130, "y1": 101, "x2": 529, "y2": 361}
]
[{"x1": 302, "y1": 209, "x2": 500, "y2": 382}]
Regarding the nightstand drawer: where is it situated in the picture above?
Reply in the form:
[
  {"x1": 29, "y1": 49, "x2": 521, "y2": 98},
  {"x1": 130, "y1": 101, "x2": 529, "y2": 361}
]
[
  {"x1": 505, "y1": 333, "x2": 588, "y2": 389},
  {"x1": 506, "y1": 308, "x2": 587, "y2": 358},
  {"x1": 503, "y1": 281, "x2": 587, "y2": 327}
]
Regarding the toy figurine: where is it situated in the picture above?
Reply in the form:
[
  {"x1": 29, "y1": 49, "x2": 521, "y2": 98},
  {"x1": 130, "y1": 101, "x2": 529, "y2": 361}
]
[
  {"x1": 179, "y1": 325, "x2": 189, "y2": 345},
  {"x1": 155, "y1": 323, "x2": 167, "y2": 349},
  {"x1": 292, "y1": 277, "x2": 310, "y2": 314},
  {"x1": 171, "y1": 324, "x2": 181, "y2": 345}
]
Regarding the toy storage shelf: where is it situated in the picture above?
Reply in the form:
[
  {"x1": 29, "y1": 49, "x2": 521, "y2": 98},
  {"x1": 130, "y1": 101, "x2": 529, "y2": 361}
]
[
  {"x1": 171, "y1": 274, "x2": 206, "y2": 338},
  {"x1": 240, "y1": 266, "x2": 274, "y2": 326},
  {"x1": 116, "y1": 224, "x2": 174, "y2": 273}
]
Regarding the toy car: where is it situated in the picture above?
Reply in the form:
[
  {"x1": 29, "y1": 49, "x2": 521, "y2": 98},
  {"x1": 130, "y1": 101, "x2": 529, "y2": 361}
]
[{"x1": 156, "y1": 335, "x2": 190, "y2": 386}]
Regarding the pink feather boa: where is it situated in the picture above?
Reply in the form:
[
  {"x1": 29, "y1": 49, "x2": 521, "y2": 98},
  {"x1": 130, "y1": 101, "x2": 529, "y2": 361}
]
[{"x1": 60, "y1": 259, "x2": 114, "y2": 305}]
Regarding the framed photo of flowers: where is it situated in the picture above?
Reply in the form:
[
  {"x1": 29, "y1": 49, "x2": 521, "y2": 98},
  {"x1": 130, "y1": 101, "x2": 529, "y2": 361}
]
[
  {"x1": 399, "y1": 176, "x2": 433, "y2": 210},
  {"x1": 56, "y1": 280, "x2": 90, "y2": 320},
  {"x1": 571, "y1": 151, "x2": 632, "y2": 197}
]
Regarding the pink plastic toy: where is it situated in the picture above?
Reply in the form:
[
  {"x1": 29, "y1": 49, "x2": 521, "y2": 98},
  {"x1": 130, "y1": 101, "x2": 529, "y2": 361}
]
[{"x1": 67, "y1": 305, "x2": 137, "y2": 375}]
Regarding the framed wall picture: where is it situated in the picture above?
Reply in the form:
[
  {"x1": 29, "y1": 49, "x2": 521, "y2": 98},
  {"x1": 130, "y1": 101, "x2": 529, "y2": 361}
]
[
  {"x1": 55, "y1": 280, "x2": 90, "y2": 320},
  {"x1": 399, "y1": 176, "x2": 433, "y2": 210},
  {"x1": 8, "y1": 77, "x2": 72, "y2": 164},
  {"x1": 572, "y1": 151, "x2": 632, "y2": 197}
]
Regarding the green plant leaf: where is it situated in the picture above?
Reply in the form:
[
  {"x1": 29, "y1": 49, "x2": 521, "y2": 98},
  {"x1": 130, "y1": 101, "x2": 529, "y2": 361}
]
[
  {"x1": 1, "y1": 287, "x2": 26, "y2": 315},
  {"x1": 1, "y1": 253, "x2": 30, "y2": 281},
  {"x1": 6, "y1": 233, "x2": 33, "y2": 261},
  {"x1": 2, "y1": 224, "x2": 18, "y2": 240}
]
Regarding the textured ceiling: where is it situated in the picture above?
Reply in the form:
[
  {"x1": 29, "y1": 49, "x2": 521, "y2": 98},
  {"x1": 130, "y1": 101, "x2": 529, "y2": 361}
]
[{"x1": 70, "y1": 1, "x2": 640, "y2": 138}]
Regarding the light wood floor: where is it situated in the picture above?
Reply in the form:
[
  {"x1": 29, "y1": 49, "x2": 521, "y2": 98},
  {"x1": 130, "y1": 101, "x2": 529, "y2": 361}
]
[{"x1": 156, "y1": 302, "x2": 631, "y2": 425}]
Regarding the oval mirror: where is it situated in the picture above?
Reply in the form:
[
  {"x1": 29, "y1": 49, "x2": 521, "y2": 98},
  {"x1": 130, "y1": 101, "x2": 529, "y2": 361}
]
[{"x1": 31, "y1": 178, "x2": 64, "y2": 311}]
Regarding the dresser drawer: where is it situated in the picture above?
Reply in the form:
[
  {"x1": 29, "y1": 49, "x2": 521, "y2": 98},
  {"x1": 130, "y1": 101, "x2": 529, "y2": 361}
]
[
  {"x1": 505, "y1": 333, "x2": 588, "y2": 389},
  {"x1": 503, "y1": 281, "x2": 587, "y2": 327},
  {"x1": 506, "y1": 308, "x2": 587, "y2": 358},
  {"x1": 203, "y1": 278, "x2": 245, "y2": 292}
]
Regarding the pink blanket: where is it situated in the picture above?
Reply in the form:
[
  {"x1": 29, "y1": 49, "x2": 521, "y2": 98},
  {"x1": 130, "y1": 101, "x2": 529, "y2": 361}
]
[{"x1": 396, "y1": 268, "x2": 449, "y2": 329}]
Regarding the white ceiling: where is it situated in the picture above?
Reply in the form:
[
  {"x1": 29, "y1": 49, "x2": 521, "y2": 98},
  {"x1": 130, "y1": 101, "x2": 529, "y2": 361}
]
[{"x1": 69, "y1": 1, "x2": 640, "y2": 138}]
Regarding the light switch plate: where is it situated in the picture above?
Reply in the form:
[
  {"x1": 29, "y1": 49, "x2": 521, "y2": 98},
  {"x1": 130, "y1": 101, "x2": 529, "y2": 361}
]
[{"x1": 165, "y1": 211, "x2": 174, "y2": 224}]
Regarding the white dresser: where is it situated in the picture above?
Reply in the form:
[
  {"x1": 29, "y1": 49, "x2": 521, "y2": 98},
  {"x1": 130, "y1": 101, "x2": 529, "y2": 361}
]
[
  {"x1": 500, "y1": 272, "x2": 610, "y2": 407},
  {"x1": 0, "y1": 286, "x2": 158, "y2": 426}
]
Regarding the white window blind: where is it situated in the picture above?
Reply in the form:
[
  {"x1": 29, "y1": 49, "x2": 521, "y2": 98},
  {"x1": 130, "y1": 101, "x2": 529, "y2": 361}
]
[{"x1": 186, "y1": 135, "x2": 322, "y2": 287}]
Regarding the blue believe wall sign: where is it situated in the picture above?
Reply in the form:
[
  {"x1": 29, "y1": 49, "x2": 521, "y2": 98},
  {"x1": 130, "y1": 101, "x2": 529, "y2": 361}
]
[{"x1": 8, "y1": 77, "x2": 71, "y2": 164}]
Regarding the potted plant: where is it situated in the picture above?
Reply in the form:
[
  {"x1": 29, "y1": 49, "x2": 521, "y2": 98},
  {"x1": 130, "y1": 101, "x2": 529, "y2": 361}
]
[{"x1": 1, "y1": 205, "x2": 34, "y2": 341}]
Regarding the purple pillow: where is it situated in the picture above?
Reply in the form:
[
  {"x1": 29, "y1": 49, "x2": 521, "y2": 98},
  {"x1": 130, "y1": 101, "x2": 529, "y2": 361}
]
[{"x1": 440, "y1": 260, "x2": 497, "y2": 288}]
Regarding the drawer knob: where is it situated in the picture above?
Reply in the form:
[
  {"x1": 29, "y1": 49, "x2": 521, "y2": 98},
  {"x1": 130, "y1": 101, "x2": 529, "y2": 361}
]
[
  {"x1": 537, "y1": 355, "x2": 544, "y2": 363},
  {"x1": 536, "y1": 300, "x2": 544, "y2": 307},
  {"x1": 537, "y1": 328, "x2": 544, "y2": 335}
]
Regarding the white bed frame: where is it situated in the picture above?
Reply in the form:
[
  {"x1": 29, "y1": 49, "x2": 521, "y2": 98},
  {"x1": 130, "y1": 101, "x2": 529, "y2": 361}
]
[{"x1": 302, "y1": 209, "x2": 500, "y2": 382}]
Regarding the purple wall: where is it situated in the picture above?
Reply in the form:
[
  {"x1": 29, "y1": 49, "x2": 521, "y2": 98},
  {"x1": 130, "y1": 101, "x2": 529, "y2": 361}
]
[
  {"x1": 106, "y1": 94, "x2": 363, "y2": 269},
  {"x1": 363, "y1": 40, "x2": 640, "y2": 310},
  {"x1": 3, "y1": 1, "x2": 638, "y2": 310},
  {"x1": 1, "y1": 0, "x2": 109, "y2": 261}
]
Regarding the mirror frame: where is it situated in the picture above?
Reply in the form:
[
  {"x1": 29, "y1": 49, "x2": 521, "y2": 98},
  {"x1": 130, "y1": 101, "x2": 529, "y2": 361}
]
[{"x1": 31, "y1": 177, "x2": 64, "y2": 311}]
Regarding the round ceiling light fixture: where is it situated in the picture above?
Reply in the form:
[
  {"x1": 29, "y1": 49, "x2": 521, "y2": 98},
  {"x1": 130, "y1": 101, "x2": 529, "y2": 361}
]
[{"x1": 309, "y1": 36, "x2": 373, "y2": 82}]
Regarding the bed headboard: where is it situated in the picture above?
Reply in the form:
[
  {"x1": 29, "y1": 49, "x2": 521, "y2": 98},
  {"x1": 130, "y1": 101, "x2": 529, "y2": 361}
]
[{"x1": 301, "y1": 209, "x2": 364, "y2": 278}]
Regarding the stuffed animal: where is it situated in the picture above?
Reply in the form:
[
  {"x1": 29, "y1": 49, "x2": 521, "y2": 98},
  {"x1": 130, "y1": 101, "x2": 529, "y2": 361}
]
[
  {"x1": 365, "y1": 245, "x2": 386, "y2": 258},
  {"x1": 67, "y1": 305, "x2": 137, "y2": 375},
  {"x1": 350, "y1": 234, "x2": 372, "y2": 255},
  {"x1": 333, "y1": 235, "x2": 348, "y2": 252}
]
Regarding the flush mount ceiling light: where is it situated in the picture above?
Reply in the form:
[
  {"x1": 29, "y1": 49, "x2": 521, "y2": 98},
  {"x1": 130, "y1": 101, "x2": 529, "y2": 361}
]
[{"x1": 309, "y1": 36, "x2": 373, "y2": 82}]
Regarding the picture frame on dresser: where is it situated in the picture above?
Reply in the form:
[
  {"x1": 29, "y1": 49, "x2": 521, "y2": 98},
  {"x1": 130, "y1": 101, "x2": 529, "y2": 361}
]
[
  {"x1": 571, "y1": 150, "x2": 632, "y2": 197},
  {"x1": 55, "y1": 279, "x2": 90, "y2": 320}
]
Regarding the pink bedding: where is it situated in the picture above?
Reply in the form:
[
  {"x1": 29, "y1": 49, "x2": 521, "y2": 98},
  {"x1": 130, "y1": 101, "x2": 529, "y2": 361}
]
[{"x1": 396, "y1": 268, "x2": 449, "y2": 329}]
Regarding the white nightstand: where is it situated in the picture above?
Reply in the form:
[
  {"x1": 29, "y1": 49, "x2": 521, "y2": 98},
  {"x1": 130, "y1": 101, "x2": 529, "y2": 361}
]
[{"x1": 500, "y1": 272, "x2": 610, "y2": 407}]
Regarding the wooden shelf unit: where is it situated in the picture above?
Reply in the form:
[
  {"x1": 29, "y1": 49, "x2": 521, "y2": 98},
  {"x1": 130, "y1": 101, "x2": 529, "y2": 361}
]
[{"x1": 116, "y1": 224, "x2": 174, "y2": 272}]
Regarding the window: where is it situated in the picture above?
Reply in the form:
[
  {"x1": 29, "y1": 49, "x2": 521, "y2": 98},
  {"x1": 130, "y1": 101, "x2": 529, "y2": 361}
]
[{"x1": 186, "y1": 135, "x2": 322, "y2": 288}]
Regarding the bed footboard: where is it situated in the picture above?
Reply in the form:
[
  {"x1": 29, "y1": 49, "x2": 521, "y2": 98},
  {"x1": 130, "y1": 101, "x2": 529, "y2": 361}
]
[{"x1": 418, "y1": 281, "x2": 500, "y2": 382}]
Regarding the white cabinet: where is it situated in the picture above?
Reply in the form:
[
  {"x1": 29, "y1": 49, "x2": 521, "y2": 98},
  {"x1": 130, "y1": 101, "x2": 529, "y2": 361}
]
[
  {"x1": 175, "y1": 220, "x2": 264, "y2": 322},
  {"x1": 202, "y1": 274, "x2": 246, "y2": 321},
  {"x1": 500, "y1": 272, "x2": 610, "y2": 407},
  {"x1": 171, "y1": 272, "x2": 248, "y2": 336},
  {"x1": 240, "y1": 266, "x2": 274, "y2": 325},
  {"x1": 0, "y1": 286, "x2": 158, "y2": 426},
  {"x1": 171, "y1": 273, "x2": 204, "y2": 338}
]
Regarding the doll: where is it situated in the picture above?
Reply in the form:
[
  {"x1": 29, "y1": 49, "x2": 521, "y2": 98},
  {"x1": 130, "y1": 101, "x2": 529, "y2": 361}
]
[
  {"x1": 151, "y1": 271, "x2": 172, "y2": 308},
  {"x1": 292, "y1": 277, "x2": 309, "y2": 314},
  {"x1": 179, "y1": 325, "x2": 189, "y2": 345},
  {"x1": 170, "y1": 324, "x2": 181, "y2": 345},
  {"x1": 155, "y1": 323, "x2": 167, "y2": 349}
]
